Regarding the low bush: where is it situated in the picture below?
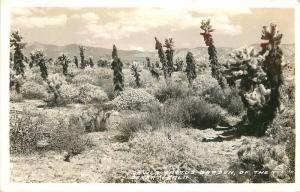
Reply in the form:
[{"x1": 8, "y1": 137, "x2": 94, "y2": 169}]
[
  {"x1": 21, "y1": 81, "x2": 48, "y2": 100},
  {"x1": 76, "y1": 83, "x2": 108, "y2": 104},
  {"x1": 49, "y1": 117, "x2": 93, "y2": 154},
  {"x1": 10, "y1": 110, "x2": 46, "y2": 154},
  {"x1": 106, "y1": 127, "x2": 206, "y2": 183},
  {"x1": 229, "y1": 138, "x2": 291, "y2": 183},
  {"x1": 154, "y1": 82, "x2": 190, "y2": 103},
  {"x1": 164, "y1": 96, "x2": 223, "y2": 129},
  {"x1": 109, "y1": 88, "x2": 158, "y2": 110},
  {"x1": 10, "y1": 109, "x2": 93, "y2": 154},
  {"x1": 203, "y1": 87, "x2": 244, "y2": 116},
  {"x1": 192, "y1": 73, "x2": 219, "y2": 96}
]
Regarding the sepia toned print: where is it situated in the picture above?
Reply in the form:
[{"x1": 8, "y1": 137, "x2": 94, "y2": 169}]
[{"x1": 9, "y1": 7, "x2": 295, "y2": 183}]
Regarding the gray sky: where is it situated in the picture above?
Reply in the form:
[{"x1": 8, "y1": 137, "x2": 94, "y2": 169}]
[{"x1": 11, "y1": 7, "x2": 294, "y2": 51}]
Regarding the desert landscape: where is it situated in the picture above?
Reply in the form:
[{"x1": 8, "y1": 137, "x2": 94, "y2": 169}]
[{"x1": 9, "y1": 8, "x2": 295, "y2": 183}]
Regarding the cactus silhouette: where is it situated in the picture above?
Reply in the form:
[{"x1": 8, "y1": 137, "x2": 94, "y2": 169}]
[
  {"x1": 200, "y1": 19, "x2": 226, "y2": 88},
  {"x1": 30, "y1": 49, "x2": 48, "y2": 80},
  {"x1": 111, "y1": 45, "x2": 124, "y2": 95},
  {"x1": 185, "y1": 52, "x2": 197, "y2": 85},
  {"x1": 131, "y1": 62, "x2": 142, "y2": 87},
  {"x1": 10, "y1": 31, "x2": 26, "y2": 77},
  {"x1": 57, "y1": 53, "x2": 71, "y2": 75},
  {"x1": 155, "y1": 37, "x2": 174, "y2": 79},
  {"x1": 79, "y1": 46, "x2": 86, "y2": 69}
]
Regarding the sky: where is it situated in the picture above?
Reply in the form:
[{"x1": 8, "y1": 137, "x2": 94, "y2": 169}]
[{"x1": 11, "y1": 7, "x2": 294, "y2": 51}]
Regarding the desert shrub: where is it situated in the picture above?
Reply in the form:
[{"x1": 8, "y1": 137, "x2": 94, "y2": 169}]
[
  {"x1": 10, "y1": 90, "x2": 23, "y2": 102},
  {"x1": 204, "y1": 87, "x2": 244, "y2": 115},
  {"x1": 192, "y1": 74, "x2": 219, "y2": 96},
  {"x1": 164, "y1": 96, "x2": 222, "y2": 129},
  {"x1": 109, "y1": 88, "x2": 158, "y2": 110},
  {"x1": 49, "y1": 117, "x2": 93, "y2": 154},
  {"x1": 115, "y1": 105, "x2": 163, "y2": 142},
  {"x1": 60, "y1": 83, "x2": 80, "y2": 103},
  {"x1": 10, "y1": 110, "x2": 46, "y2": 154},
  {"x1": 106, "y1": 127, "x2": 206, "y2": 183},
  {"x1": 72, "y1": 73, "x2": 97, "y2": 85},
  {"x1": 115, "y1": 115, "x2": 149, "y2": 142},
  {"x1": 154, "y1": 82, "x2": 190, "y2": 103},
  {"x1": 76, "y1": 83, "x2": 108, "y2": 104},
  {"x1": 229, "y1": 138, "x2": 291, "y2": 183},
  {"x1": 21, "y1": 81, "x2": 48, "y2": 100}
]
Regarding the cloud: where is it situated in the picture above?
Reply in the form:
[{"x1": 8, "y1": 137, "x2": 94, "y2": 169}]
[
  {"x1": 128, "y1": 45, "x2": 145, "y2": 51},
  {"x1": 12, "y1": 8, "x2": 46, "y2": 16},
  {"x1": 13, "y1": 14, "x2": 67, "y2": 28},
  {"x1": 76, "y1": 7, "x2": 251, "y2": 40}
]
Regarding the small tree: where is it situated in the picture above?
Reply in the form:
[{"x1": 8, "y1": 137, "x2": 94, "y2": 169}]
[
  {"x1": 185, "y1": 52, "x2": 197, "y2": 85},
  {"x1": 131, "y1": 62, "x2": 142, "y2": 87},
  {"x1": 200, "y1": 19, "x2": 226, "y2": 88},
  {"x1": 74, "y1": 56, "x2": 79, "y2": 68},
  {"x1": 10, "y1": 31, "x2": 26, "y2": 77},
  {"x1": 30, "y1": 49, "x2": 48, "y2": 80},
  {"x1": 79, "y1": 45, "x2": 86, "y2": 69},
  {"x1": 111, "y1": 45, "x2": 124, "y2": 95},
  {"x1": 57, "y1": 53, "x2": 71, "y2": 76}
]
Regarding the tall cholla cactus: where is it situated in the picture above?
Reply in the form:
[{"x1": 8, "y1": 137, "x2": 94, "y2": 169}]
[
  {"x1": 164, "y1": 38, "x2": 175, "y2": 76},
  {"x1": 131, "y1": 61, "x2": 142, "y2": 87},
  {"x1": 30, "y1": 49, "x2": 48, "y2": 80},
  {"x1": 145, "y1": 57, "x2": 151, "y2": 68},
  {"x1": 185, "y1": 52, "x2": 197, "y2": 85},
  {"x1": 200, "y1": 19, "x2": 226, "y2": 88},
  {"x1": 88, "y1": 56, "x2": 94, "y2": 68},
  {"x1": 79, "y1": 45, "x2": 86, "y2": 69},
  {"x1": 57, "y1": 53, "x2": 71, "y2": 76},
  {"x1": 111, "y1": 45, "x2": 124, "y2": 95},
  {"x1": 10, "y1": 31, "x2": 26, "y2": 76},
  {"x1": 224, "y1": 31, "x2": 284, "y2": 136},
  {"x1": 155, "y1": 37, "x2": 174, "y2": 79},
  {"x1": 74, "y1": 56, "x2": 79, "y2": 68},
  {"x1": 261, "y1": 23, "x2": 284, "y2": 115}
]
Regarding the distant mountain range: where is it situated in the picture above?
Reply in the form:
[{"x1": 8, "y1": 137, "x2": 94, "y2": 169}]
[{"x1": 23, "y1": 42, "x2": 294, "y2": 64}]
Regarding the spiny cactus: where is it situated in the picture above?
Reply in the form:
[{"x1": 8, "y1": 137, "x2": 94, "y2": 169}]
[
  {"x1": 186, "y1": 52, "x2": 197, "y2": 85},
  {"x1": 145, "y1": 57, "x2": 151, "y2": 68},
  {"x1": 30, "y1": 49, "x2": 48, "y2": 80},
  {"x1": 79, "y1": 45, "x2": 86, "y2": 69},
  {"x1": 10, "y1": 31, "x2": 26, "y2": 77},
  {"x1": 261, "y1": 23, "x2": 284, "y2": 118},
  {"x1": 130, "y1": 61, "x2": 142, "y2": 87},
  {"x1": 174, "y1": 57, "x2": 184, "y2": 72},
  {"x1": 164, "y1": 38, "x2": 175, "y2": 76},
  {"x1": 111, "y1": 45, "x2": 124, "y2": 95},
  {"x1": 74, "y1": 56, "x2": 79, "y2": 68},
  {"x1": 46, "y1": 74, "x2": 65, "y2": 106},
  {"x1": 223, "y1": 23, "x2": 284, "y2": 137},
  {"x1": 200, "y1": 19, "x2": 226, "y2": 88},
  {"x1": 88, "y1": 56, "x2": 94, "y2": 68},
  {"x1": 155, "y1": 37, "x2": 174, "y2": 79},
  {"x1": 57, "y1": 53, "x2": 71, "y2": 76}
]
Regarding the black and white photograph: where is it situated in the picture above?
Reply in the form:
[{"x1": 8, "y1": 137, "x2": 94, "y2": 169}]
[{"x1": 0, "y1": 0, "x2": 299, "y2": 191}]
